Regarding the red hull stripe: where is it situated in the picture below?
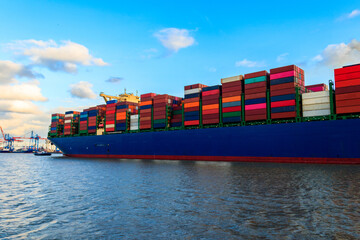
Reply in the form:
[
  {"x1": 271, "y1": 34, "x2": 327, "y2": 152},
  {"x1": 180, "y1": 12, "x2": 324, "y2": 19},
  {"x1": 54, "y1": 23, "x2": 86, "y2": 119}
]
[{"x1": 65, "y1": 154, "x2": 360, "y2": 165}]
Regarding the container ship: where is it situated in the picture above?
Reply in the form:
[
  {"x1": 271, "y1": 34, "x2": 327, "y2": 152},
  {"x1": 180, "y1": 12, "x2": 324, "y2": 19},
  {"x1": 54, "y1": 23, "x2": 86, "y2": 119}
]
[{"x1": 48, "y1": 64, "x2": 360, "y2": 164}]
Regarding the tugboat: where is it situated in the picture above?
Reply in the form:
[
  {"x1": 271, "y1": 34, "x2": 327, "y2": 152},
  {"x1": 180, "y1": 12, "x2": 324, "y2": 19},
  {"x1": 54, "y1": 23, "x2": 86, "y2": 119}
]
[{"x1": 34, "y1": 151, "x2": 52, "y2": 156}]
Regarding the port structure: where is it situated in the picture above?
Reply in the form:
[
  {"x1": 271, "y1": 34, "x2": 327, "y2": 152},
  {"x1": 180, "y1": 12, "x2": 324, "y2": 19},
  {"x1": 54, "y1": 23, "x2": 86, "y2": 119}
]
[
  {"x1": 100, "y1": 90, "x2": 140, "y2": 104},
  {"x1": 0, "y1": 126, "x2": 23, "y2": 152},
  {"x1": 0, "y1": 126, "x2": 46, "y2": 152}
]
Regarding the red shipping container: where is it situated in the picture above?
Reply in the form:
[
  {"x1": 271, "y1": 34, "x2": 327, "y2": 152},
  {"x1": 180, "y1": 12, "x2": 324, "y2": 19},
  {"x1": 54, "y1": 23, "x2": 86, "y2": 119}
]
[
  {"x1": 141, "y1": 109, "x2": 152, "y2": 114},
  {"x1": 245, "y1": 92, "x2": 266, "y2": 100},
  {"x1": 184, "y1": 98, "x2": 200, "y2": 103},
  {"x1": 202, "y1": 99, "x2": 219, "y2": 105},
  {"x1": 337, "y1": 105, "x2": 360, "y2": 114},
  {"x1": 244, "y1": 70, "x2": 268, "y2": 79},
  {"x1": 202, "y1": 113, "x2": 219, "y2": 119},
  {"x1": 222, "y1": 81, "x2": 242, "y2": 88},
  {"x1": 335, "y1": 71, "x2": 360, "y2": 81},
  {"x1": 336, "y1": 98, "x2": 360, "y2": 107},
  {"x1": 270, "y1": 88, "x2": 296, "y2": 96},
  {"x1": 223, "y1": 106, "x2": 241, "y2": 113},
  {"x1": 271, "y1": 82, "x2": 297, "y2": 91},
  {"x1": 203, "y1": 119, "x2": 219, "y2": 124},
  {"x1": 246, "y1": 87, "x2": 267, "y2": 95},
  {"x1": 336, "y1": 92, "x2": 360, "y2": 101},
  {"x1": 244, "y1": 81, "x2": 266, "y2": 90},
  {"x1": 336, "y1": 85, "x2": 360, "y2": 94},
  {"x1": 334, "y1": 64, "x2": 360, "y2": 76},
  {"x1": 202, "y1": 89, "x2": 219, "y2": 96},
  {"x1": 202, "y1": 109, "x2": 219, "y2": 115},
  {"x1": 271, "y1": 100, "x2": 295, "y2": 108},
  {"x1": 271, "y1": 112, "x2": 296, "y2": 119},
  {"x1": 184, "y1": 106, "x2": 200, "y2": 112},
  {"x1": 335, "y1": 79, "x2": 360, "y2": 88},
  {"x1": 202, "y1": 94, "x2": 220, "y2": 101},
  {"x1": 245, "y1": 114, "x2": 267, "y2": 121},
  {"x1": 184, "y1": 120, "x2": 199, "y2": 126},
  {"x1": 222, "y1": 91, "x2": 242, "y2": 98},
  {"x1": 222, "y1": 85, "x2": 242, "y2": 92},
  {"x1": 245, "y1": 108, "x2": 267, "y2": 115}
]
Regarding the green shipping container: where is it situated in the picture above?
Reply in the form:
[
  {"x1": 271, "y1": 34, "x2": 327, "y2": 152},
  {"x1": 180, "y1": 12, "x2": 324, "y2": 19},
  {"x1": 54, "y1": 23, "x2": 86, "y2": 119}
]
[
  {"x1": 244, "y1": 76, "x2": 267, "y2": 85},
  {"x1": 223, "y1": 111, "x2": 241, "y2": 118},
  {"x1": 154, "y1": 119, "x2": 166, "y2": 124}
]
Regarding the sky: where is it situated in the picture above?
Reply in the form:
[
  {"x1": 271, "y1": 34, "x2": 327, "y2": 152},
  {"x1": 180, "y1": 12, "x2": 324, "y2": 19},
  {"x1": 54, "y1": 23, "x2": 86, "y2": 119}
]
[{"x1": 0, "y1": 0, "x2": 360, "y2": 137}]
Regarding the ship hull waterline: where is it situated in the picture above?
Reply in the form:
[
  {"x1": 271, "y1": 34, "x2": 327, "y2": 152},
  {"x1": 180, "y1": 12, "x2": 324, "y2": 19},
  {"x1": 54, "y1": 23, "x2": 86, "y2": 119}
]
[{"x1": 49, "y1": 118, "x2": 360, "y2": 165}]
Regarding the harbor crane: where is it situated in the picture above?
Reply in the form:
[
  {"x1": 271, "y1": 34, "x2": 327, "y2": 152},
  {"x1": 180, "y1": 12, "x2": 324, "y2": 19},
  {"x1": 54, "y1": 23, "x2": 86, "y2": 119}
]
[
  {"x1": 0, "y1": 127, "x2": 46, "y2": 152},
  {"x1": 0, "y1": 126, "x2": 23, "y2": 152}
]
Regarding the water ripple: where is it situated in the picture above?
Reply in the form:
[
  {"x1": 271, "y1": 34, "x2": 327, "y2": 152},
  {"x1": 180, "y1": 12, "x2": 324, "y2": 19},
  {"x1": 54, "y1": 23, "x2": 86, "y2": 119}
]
[{"x1": 0, "y1": 154, "x2": 359, "y2": 239}]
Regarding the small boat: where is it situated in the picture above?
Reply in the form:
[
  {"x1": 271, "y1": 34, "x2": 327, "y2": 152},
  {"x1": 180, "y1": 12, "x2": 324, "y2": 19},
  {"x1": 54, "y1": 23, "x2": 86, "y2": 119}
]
[{"x1": 34, "y1": 151, "x2": 52, "y2": 156}]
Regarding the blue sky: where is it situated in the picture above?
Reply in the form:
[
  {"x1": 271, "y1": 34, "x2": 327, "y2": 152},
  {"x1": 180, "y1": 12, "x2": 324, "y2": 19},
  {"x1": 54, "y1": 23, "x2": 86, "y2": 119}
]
[{"x1": 0, "y1": 0, "x2": 360, "y2": 136}]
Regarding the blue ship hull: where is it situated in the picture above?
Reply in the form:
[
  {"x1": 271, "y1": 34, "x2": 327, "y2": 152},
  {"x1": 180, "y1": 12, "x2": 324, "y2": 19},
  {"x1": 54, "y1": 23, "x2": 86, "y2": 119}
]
[{"x1": 49, "y1": 119, "x2": 360, "y2": 164}]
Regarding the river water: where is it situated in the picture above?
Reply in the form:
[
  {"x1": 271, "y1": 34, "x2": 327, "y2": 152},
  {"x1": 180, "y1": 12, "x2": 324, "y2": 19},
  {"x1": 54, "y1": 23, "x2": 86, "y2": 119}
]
[{"x1": 0, "y1": 154, "x2": 359, "y2": 239}]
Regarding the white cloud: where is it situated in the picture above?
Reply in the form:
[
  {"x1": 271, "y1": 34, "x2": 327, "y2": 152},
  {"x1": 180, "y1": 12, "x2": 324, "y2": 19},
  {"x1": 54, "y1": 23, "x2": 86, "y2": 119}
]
[
  {"x1": 0, "y1": 81, "x2": 47, "y2": 101},
  {"x1": 70, "y1": 81, "x2": 97, "y2": 99},
  {"x1": 277, "y1": 53, "x2": 289, "y2": 62},
  {"x1": 348, "y1": 9, "x2": 360, "y2": 19},
  {"x1": 154, "y1": 28, "x2": 195, "y2": 52},
  {"x1": 235, "y1": 59, "x2": 265, "y2": 68},
  {"x1": 0, "y1": 111, "x2": 49, "y2": 137},
  {"x1": 8, "y1": 39, "x2": 108, "y2": 73},
  {"x1": 313, "y1": 39, "x2": 360, "y2": 67},
  {"x1": 0, "y1": 60, "x2": 40, "y2": 84},
  {"x1": 0, "y1": 100, "x2": 41, "y2": 114}
]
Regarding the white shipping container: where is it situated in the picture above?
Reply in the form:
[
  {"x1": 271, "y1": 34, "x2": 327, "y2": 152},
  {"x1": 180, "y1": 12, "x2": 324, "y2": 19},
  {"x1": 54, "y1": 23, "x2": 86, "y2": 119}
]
[
  {"x1": 65, "y1": 114, "x2": 73, "y2": 118},
  {"x1": 303, "y1": 103, "x2": 330, "y2": 111},
  {"x1": 221, "y1": 75, "x2": 243, "y2": 84},
  {"x1": 106, "y1": 124, "x2": 115, "y2": 128},
  {"x1": 303, "y1": 109, "x2": 331, "y2": 117},
  {"x1": 130, "y1": 115, "x2": 139, "y2": 120},
  {"x1": 302, "y1": 91, "x2": 329, "y2": 100},
  {"x1": 64, "y1": 120, "x2": 71, "y2": 124},
  {"x1": 184, "y1": 88, "x2": 201, "y2": 95},
  {"x1": 130, "y1": 122, "x2": 139, "y2": 126},
  {"x1": 130, "y1": 126, "x2": 139, "y2": 130},
  {"x1": 302, "y1": 97, "x2": 330, "y2": 105}
]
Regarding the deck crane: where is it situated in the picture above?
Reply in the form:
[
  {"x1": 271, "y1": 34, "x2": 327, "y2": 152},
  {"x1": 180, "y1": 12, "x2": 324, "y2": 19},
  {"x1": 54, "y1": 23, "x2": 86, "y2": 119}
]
[{"x1": 100, "y1": 89, "x2": 140, "y2": 104}]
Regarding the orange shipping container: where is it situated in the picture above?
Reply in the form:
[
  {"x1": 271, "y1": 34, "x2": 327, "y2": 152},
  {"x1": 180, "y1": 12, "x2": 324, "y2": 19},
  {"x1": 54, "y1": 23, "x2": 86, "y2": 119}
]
[{"x1": 222, "y1": 96, "x2": 241, "y2": 103}]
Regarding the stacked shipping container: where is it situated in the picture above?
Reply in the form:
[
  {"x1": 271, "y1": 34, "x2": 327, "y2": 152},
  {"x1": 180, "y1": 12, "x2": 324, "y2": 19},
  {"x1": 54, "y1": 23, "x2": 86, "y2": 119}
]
[
  {"x1": 116, "y1": 102, "x2": 138, "y2": 131},
  {"x1": 306, "y1": 84, "x2": 328, "y2": 92},
  {"x1": 130, "y1": 114, "x2": 139, "y2": 130},
  {"x1": 270, "y1": 65, "x2": 305, "y2": 119},
  {"x1": 170, "y1": 104, "x2": 183, "y2": 127},
  {"x1": 50, "y1": 114, "x2": 64, "y2": 136},
  {"x1": 221, "y1": 76, "x2": 243, "y2": 123},
  {"x1": 140, "y1": 93, "x2": 156, "y2": 130},
  {"x1": 202, "y1": 85, "x2": 221, "y2": 125},
  {"x1": 334, "y1": 64, "x2": 360, "y2": 114},
  {"x1": 64, "y1": 111, "x2": 80, "y2": 135},
  {"x1": 105, "y1": 100, "x2": 117, "y2": 132},
  {"x1": 184, "y1": 84, "x2": 207, "y2": 126},
  {"x1": 153, "y1": 94, "x2": 180, "y2": 129},
  {"x1": 79, "y1": 110, "x2": 88, "y2": 134},
  {"x1": 302, "y1": 91, "x2": 331, "y2": 117},
  {"x1": 244, "y1": 71, "x2": 269, "y2": 121},
  {"x1": 88, "y1": 105, "x2": 106, "y2": 134}
]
